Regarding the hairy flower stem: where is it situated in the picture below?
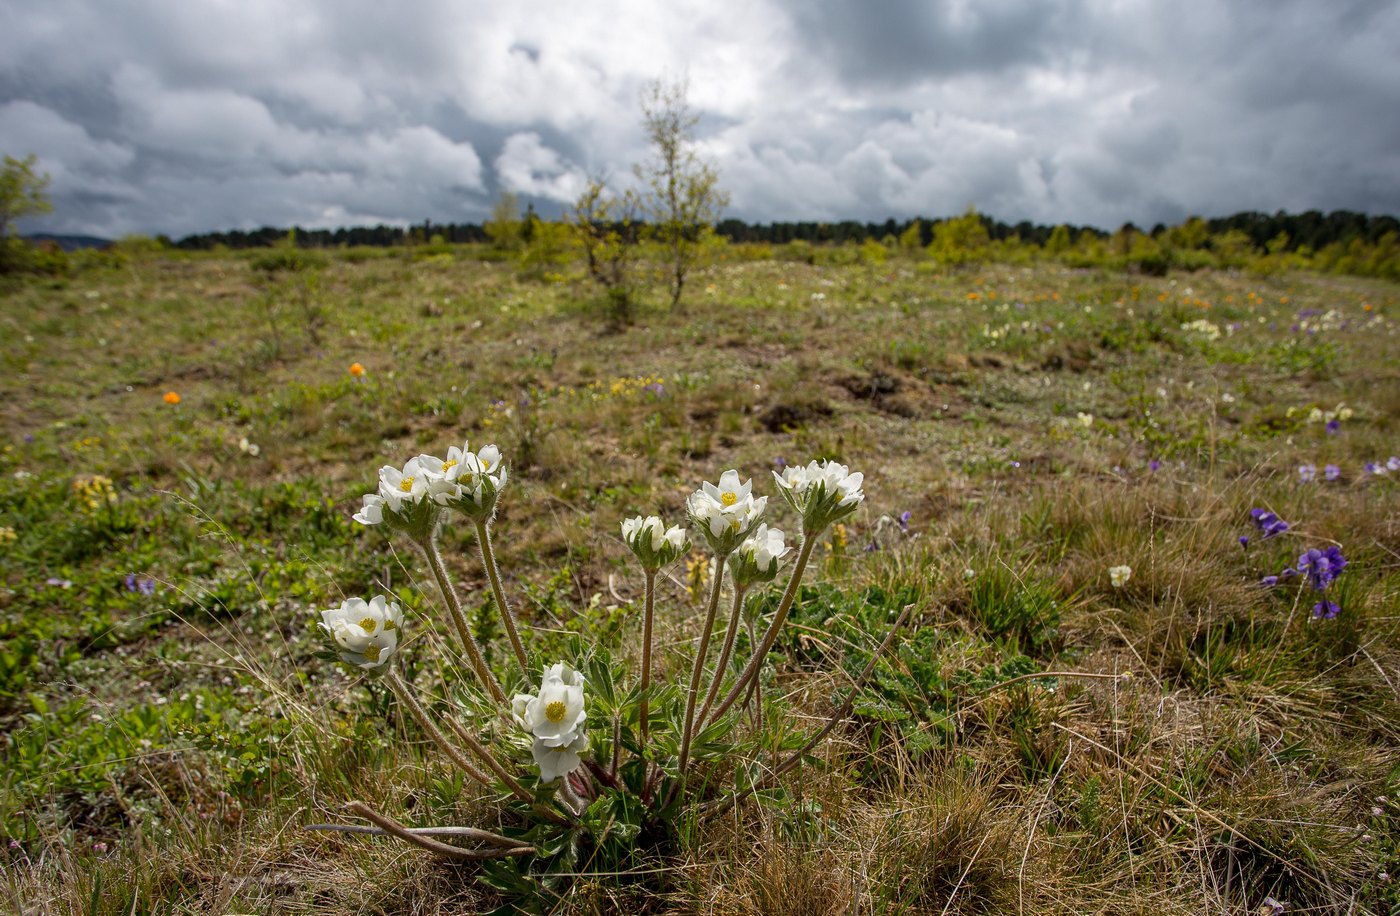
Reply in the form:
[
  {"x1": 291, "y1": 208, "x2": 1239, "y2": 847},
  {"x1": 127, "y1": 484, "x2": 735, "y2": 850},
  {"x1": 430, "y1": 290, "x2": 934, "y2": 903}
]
[
  {"x1": 678, "y1": 551, "x2": 730, "y2": 775},
  {"x1": 475, "y1": 519, "x2": 529, "y2": 678},
  {"x1": 387, "y1": 672, "x2": 572, "y2": 827},
  {"x1": 385, "y1": 670, "x2": 494, "y2": 788},
  {"x1": 706, "y1": 534, "x2": 816, "y2": 726},
  {"x1": 695, "y1": 584, "x2": 748, "y2": 729},
  {"x1": 419, "y1": 535, "x2": 505, "y2": 705},
  {"x1": 639, "y1": 570, "x2": 656, "y2": 749}
]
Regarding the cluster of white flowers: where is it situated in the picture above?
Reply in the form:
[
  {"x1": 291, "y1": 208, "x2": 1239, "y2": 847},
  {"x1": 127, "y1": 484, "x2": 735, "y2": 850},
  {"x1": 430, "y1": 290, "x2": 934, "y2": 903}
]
[
  {"x1": 353, "y1": 440, "x2": 508, "y2": 536},
  {"x1": 353, "y1": 457, "x2": 437, "y2": 537},
  {"x1": 418, "y1": 441, "x2": 509, "y2": 522},
  {"x1": 1180, "y1": 319, "x2": 1222, "y2": 341},
  {"x1": 621, "y1": 515, "x2": 688, "y2": 571},
  {"x1": 687, "y1": 469, "x2": 767, "y2": 554},
  {"x1": 512, "y1": 663, "x2": 590, "y2": 783},
  {"x1": 772, "y1": 459, "x2": 865, "y2": 531},
  {"x1": 320, "y1": 596, "x2": 403, "y2": 672},
  {"x1": 728, "y1": 523, "x2": 790, "y2": 588}
]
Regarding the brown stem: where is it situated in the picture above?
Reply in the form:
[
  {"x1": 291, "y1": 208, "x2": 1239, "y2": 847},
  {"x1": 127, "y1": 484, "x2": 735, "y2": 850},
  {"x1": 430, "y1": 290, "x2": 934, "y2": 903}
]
[
  {"x1": 706, "y1": 535, "x2": 817, "y2": 725},
  {"x1": 389, "y1": 672, "x2": 572, "y2": 827},
  {"x1": 678, "y1": 551, "x2": 728, "y2": 774},
  {"x1": 344, "y1": 801, "x2": 532, "y2": 859},
  {"x1": 639, "y1": 569, "x2": 656, "y2": 749},
  {"x1": 419, "y1": 535, "x2": 506, "y2": 704},
  {"x1": 695, "y1": 584, "x2": 748, "y2": 728},
  {"x1": 476, "y1": 519, "x2": 530, "y2": 678},
  {"x1": 385, "y1": 671, "x2": 493, "y2": 787}
]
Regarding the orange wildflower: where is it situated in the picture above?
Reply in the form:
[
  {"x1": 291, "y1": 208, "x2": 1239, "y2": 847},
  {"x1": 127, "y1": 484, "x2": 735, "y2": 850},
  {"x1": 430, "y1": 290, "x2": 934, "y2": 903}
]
[
  {"x1": 163, "y1": 391, "x2": 181, "y2": 405},
  {"x1": 349, "y1": 362, "x2": 365, "y2": 377}
]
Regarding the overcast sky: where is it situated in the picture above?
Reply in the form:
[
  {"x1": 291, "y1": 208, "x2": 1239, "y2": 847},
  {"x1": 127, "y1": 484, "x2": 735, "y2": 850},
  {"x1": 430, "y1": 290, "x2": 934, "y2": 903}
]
[{"x1": 2, "y1": 0, "x2": 1398, "y2": 238}]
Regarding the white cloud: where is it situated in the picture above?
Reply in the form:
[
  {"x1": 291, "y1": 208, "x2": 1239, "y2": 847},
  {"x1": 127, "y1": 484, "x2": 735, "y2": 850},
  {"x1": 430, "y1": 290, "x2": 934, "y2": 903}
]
[
  {"x1": 495, "y1": 132, "x2": 586, "y2": 203},
  {"x1": 1, "y1": 0, "x2": 1397, "y2": 236}
]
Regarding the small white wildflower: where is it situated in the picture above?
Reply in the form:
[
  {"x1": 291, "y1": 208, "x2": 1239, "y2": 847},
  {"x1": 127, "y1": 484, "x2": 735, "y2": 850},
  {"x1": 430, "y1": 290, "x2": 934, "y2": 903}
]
[{"x1": 1109, "y1": 565, "x2": 1133, "y2": 588}]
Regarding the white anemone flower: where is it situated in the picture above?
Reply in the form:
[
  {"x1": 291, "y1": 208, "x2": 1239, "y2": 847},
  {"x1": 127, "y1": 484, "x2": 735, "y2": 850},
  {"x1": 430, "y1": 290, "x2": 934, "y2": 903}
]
[
  {"x1": 353, "y1": 458, "x2": 440, "y2": 539},
  {"x1": 510, "y1": 693, "x2": 533, "y2": 730},
  {"x1": 378, "y1": 460, "x2": 430, "y2": 514},
  {"x1": 773, "y1": 459, "x2": 865, "y2": 531},
  {"x1": 524, "y1": 666, "x2": 587, "y2": 746},
  {"x1": 531, "y1": 731, "x2": 591, "y2": 784},
  {"x1": 1109, "y1": 565, "x2": 1133, "y2": 588},
  {"x1": 729, "y1": 523, "x2": 790, "y2": 587},
  {"x1": 425, "y1": 439, "x2": 509, "y2": 521},
  {"x1": 319, "y1": 595, "x2": 403, "y2": 672},
  {"x1": 622, "y1": 515, "x2": 688, "y2": 570},
  {"x1": 541, "y1": 661, "x2": 586, "y2": 689},
  {"x1": 352, "y1": 493, "x2": 385, "y2": 526},
  {"x1": 746, "y1": 524, "x2": 790, "y2": 572},
  {"x1": 687, "y1": 469, "x2": 766, "y2": 554}
]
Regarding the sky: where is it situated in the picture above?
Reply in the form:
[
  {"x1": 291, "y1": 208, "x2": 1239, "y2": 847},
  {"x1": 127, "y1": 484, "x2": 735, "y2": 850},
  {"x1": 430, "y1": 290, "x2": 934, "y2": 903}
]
[{"x1": 2, "y1": 0, "x2": 1398, "y2": 239}]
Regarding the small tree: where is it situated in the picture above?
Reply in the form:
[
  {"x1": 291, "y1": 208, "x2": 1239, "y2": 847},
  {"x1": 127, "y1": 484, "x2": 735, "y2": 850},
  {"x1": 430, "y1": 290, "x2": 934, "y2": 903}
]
[
  {"x1": 571, "y1": 178, "x2": 641, "y2": 326},
  {"x1": 483, "y1": 191, "x2": 524, "y2": 251},
  {"x1": 1, "y1": 154, "x2": 54, "y2": 273},
  {"x1": 635, "y1": 78, "x2": 729, "y2": 310},
  {"x1": 928, "y1": 206, "x2": 991, "y2": 267}
]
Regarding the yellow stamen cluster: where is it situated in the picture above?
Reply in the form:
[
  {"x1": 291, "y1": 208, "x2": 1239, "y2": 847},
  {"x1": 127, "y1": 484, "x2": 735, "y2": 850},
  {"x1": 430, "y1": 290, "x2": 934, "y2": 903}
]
[
  {"x1": 399, "y1": 476, "x2": 415, "y2": 492},
  {"x1": 545, "y1": 700, "x2": 567, "y2": 723}
]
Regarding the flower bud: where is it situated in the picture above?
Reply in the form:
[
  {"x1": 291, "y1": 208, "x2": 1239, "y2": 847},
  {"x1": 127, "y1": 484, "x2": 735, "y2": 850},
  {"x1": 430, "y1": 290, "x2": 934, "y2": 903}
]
[
  {"x1": 622, "y1": 515, "x2": 689, "y2": 570},
  {"x1": 728, "y1": 523, "x2": 790, "y2": 588}
]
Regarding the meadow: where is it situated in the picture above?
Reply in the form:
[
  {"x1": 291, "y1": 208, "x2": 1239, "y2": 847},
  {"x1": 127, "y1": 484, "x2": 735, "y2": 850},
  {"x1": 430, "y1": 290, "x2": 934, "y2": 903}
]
[{"x1": 2, "y1": 242, "x2": 1399, "y2": 913}]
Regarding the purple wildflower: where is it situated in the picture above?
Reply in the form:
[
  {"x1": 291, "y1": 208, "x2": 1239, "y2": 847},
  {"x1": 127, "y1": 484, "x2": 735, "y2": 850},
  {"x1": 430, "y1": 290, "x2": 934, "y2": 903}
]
[
  {"x1": 1312, "y1": 600, "x2": 1341, "y2": 620},
  {"x1": 1148, "y1": 459, "x2": 1162, "y2": 472},
  {"x1": 1261, "y1": 575, "x2": 1279, "y2": 587},
  {"x1": 1364, "y1": 461, "x2": 1384, "y2": 475},
  {"x1": 1325, "y1": 419, "x2": 1340, "y2": 435},
  {"x1": 898, "y1": 511, "x2": 912, "y2": 531},
  {"x1": 1298, "y1": 546, "x2": 1347, "y2": 592},
  {"x1": 773, "y1": 456, "x2": 787, "y2": 469},
  {"x1": 1239, "y1": 535, "x2": 1250, "y2": 548},
  {"x1": 1324, "y1": 464, "x2": 1340, "y2": 481},
  {"x1": 1298, "y1": 464, "x2": 1317, "y2": 483},
  {"x1": 1279, "y1": 567, "x2": 1297, "y2": 580},
  {"x1": 45, "y1": 577, "x2": 73, "y2": 588},
  {"x1": 1249, "y1": 509, "x2": 1289, "y2": 539},
  {"x1": 1389, "y1": 456, "x2": 1400, "y2": 472}
]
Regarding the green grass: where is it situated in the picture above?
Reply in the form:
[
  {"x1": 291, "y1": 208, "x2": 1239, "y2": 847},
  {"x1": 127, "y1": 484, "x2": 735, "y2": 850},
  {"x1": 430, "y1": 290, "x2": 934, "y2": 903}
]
[{"x1": 2, "y1": 245, "x2": 1398, "y2": 913}]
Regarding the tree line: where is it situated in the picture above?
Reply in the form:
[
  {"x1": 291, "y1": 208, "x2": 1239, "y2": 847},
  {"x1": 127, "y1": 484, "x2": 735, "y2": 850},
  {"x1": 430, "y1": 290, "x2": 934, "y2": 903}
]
[{"x1": 170, "y1": 208, "x2": 1399, "y2": 259}]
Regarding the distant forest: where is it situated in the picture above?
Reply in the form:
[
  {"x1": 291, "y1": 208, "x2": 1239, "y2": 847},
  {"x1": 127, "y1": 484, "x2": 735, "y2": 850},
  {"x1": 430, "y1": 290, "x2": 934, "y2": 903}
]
[{"x1": 171, "y1": 209, "x2": 1400, "y2": 257}]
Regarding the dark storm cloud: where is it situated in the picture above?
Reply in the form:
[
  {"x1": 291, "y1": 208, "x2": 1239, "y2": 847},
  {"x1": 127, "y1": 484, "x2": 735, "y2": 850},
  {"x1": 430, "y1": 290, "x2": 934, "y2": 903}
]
[
  {"x1": 782, "y1": 0, "x2": 1092, "y2": 83},
  {"x1": 0, "y1": 0, "x2": 1396, "y2": 237}
]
